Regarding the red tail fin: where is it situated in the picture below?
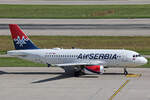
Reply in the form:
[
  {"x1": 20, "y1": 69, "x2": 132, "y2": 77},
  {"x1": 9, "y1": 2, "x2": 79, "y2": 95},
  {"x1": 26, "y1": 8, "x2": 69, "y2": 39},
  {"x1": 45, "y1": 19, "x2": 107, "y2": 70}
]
[
  {"x1": 9, "y1": 24, "x2": 29, "y2": 40},
  {"x1": 9, "y1": 24, "x2": 38, "y2": 50}
]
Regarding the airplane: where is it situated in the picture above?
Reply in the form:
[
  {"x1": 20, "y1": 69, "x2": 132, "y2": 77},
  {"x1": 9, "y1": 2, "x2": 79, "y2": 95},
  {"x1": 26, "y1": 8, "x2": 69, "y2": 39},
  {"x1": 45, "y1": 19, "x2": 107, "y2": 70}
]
[{"x1": 7, "y1": 24, "x2": 148, "y2": 76}]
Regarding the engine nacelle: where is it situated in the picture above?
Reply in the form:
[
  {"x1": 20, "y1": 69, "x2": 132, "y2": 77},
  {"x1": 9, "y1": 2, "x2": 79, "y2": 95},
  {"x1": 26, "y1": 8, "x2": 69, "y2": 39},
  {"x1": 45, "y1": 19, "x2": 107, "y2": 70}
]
[{"x1": 83, "y1": 65, "x2": 104, "y2": 74}]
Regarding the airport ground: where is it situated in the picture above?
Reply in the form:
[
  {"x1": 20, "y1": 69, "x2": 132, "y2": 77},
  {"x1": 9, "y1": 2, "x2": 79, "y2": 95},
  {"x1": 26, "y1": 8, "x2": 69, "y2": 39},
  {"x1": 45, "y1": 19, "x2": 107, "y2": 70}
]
[
  {"x1": 0, "y1": 1, "x2": 150, "y2": 100},
  {"x1": 0, "y1": 67, "x2": 150, "y2": 100},
  {"x1": 1, "y1": 19, "x2": 150, "y2": 36}
]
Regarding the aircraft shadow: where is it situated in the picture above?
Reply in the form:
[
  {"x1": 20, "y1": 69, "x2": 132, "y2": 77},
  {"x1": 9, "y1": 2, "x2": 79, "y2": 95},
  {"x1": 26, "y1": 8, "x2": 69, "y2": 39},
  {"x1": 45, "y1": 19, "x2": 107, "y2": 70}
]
[
  {"x1": 79, "y1": 75, "x2": 99, "y2": 78},
  {"x1": 0, "y1": 71, "x2": 124, "y2": 76},
  {"x1": 32, "y1": 74, "x2": 102, "y2": 83},
  {"x1": 0, "y1": 70, "x2": 63, "y2": 75},
  {"x1": 0, "y1": 71, "x2": 7, "y2": 75},
  {"x1": 32, "y1": 74, "x2": 73, "y2": 83},
  {"x1": 0, "y1": 70, "x2": 73, "y2": 83},
  {"x1": 103, "y1": 73, "x2": 125, "y2": 75},
  {"x1": 0, "y1": 70, "x2": 125, "y2": 83},
  {"x1": 31, "y1": 73, "x2": 125, "y2": 83}
]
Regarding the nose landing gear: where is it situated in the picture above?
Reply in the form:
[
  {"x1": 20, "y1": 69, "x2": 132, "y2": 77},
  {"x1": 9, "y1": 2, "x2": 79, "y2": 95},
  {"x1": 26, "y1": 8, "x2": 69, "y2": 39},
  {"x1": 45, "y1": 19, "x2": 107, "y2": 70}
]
[{"x1": 124, "y1": 67, "x2": 128, "y2": 75}]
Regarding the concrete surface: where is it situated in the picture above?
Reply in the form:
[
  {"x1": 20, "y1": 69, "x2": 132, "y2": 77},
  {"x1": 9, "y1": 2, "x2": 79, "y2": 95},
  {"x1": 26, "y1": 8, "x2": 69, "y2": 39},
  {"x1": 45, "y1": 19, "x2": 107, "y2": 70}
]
[
  {"x1": 1, "y1": 19, "x2": 150, "y2": 24},
  {"x1": 0, "y1": 0, "x2": 150, "y2": 5},
  {"x1": 0, "y1": 67, "x2": 150, "y2": 100},
  {"x1": 2, "y1": 29, "x2": 150, "y2": 36},
  {"x1": 1, "y1": 19, "x2": 150, "y2": 36},
  {"x1": 1, "y1": 24, "x2": 150, "y2": 30}
]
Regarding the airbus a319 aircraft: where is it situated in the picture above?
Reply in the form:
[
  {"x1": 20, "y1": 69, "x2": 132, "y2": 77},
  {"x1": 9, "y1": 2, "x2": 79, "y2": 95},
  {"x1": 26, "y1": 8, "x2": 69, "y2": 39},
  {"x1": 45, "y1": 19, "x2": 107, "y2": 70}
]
[{"x1": 7, "y1": 24, "x2": 148, "y2": 76}]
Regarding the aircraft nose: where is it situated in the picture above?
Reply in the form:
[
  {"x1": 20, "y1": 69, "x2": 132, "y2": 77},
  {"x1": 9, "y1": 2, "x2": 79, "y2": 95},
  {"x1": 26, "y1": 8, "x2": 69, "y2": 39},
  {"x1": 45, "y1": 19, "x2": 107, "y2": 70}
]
[
  {"x1": 143, "y1": 58, "x2": 148, "y2": 64},
  {"x1": 140, "y1": 57, "x2": 148, "y2": 65}
]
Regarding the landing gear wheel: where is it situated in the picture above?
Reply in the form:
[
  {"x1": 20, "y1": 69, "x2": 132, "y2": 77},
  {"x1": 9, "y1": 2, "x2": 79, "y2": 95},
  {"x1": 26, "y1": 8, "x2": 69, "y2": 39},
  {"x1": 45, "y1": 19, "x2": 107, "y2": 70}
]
[
  {"x1": 124, "y1": 68, "x2": 128, "y2": 75},
  {"x1": 74, "y1": 71, "x2": 82, "y2": 77},
  {"x1": 74, "y1": 66, "x2": 85, "y2": 77},
  {"x1": 74, "y1": 69, "x2": 85, "y2": 77}
]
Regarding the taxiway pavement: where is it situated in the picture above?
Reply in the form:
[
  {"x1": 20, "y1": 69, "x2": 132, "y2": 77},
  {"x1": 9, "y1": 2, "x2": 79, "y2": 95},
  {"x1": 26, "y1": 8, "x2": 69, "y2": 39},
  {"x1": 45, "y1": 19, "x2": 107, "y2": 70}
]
[
  {"x1": 0, "y1": 67, "x2": 150, "y2": 100},
  {"x1": 1, "y1": 19, "x2": 150, "y2": 36}
]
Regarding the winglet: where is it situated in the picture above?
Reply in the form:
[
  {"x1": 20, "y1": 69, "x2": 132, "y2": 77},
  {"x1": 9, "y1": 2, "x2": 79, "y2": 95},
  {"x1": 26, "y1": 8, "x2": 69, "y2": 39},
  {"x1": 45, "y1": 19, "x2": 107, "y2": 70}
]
[{"x1": 9, "y1": 24, "x2": 39, "y2": 50}]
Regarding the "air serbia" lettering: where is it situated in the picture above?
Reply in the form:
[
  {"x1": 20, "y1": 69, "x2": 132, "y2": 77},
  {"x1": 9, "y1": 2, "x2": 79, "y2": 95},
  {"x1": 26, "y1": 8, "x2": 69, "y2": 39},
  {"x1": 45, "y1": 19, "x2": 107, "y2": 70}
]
[{"x1": 77, "y1": 53, "x2": 118, "y2": 60}]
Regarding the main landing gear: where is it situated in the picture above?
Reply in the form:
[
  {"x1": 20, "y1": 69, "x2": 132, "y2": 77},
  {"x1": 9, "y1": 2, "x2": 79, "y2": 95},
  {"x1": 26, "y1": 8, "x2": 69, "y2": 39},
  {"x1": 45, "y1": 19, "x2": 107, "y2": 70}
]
[
  {"x1": 74, "y1": 70, "x2": 83, "y2": 77},
  {"x1": 47, "y1": 64, "x2": 51, "y2": 67},
  {"x1": 74, "y1": 66, "x2": 85, "y2": 77},
  {"x1": 124, "y1": 67, "x2": 128, "y2": 75}
]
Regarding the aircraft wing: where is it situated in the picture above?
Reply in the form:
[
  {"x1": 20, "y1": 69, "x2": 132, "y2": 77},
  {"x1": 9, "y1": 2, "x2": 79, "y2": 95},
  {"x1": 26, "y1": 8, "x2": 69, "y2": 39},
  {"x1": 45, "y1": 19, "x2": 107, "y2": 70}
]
[{"x1": 53, "y1": 61, "x2": 104, "y2": 67}]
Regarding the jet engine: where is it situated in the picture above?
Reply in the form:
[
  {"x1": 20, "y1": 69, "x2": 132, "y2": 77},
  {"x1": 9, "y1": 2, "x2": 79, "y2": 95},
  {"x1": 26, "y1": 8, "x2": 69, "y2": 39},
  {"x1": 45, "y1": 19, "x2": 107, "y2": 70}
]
[{"x1": 83, "y1": 65, "x2": 104, "y2": 74}]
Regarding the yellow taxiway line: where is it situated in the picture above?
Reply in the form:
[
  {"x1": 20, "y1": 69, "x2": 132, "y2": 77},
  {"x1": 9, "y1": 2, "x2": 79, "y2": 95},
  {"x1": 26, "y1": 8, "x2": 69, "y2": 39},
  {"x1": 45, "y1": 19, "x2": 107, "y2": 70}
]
[
  {"x1": 109, "y1": 80, "x2": 130, "y2": 100},
  {"x1": 126, "y1": 74, "x2": 142, "y2": 78}
]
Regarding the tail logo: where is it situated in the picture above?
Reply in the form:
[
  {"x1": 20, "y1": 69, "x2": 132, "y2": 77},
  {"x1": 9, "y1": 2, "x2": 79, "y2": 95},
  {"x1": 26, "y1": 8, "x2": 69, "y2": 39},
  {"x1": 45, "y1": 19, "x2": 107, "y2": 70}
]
[{"x1": 14, "y1": 36, "x2": 29, "y2": 47}]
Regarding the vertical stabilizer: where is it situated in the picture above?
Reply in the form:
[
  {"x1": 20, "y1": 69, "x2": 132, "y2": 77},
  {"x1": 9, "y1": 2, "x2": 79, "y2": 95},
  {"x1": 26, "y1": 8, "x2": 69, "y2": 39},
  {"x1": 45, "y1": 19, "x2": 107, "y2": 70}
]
[{"x1": 9, "y1": 24, "x2": 38, "y2": 50}]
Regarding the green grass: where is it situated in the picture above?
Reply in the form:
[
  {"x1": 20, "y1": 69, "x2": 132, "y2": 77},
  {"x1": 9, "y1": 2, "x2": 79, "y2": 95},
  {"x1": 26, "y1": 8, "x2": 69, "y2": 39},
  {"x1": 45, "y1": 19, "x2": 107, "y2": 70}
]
[
  {"x1": 0, "y1": 57, "x2": 149, "y2": 68},
  {"x1": 0, "y1": 51, "x2": 6, "y2": 55},
  {"x1": 0, "y1": 57, "x2": 46, "y2": 67},
  {"x1": 0, "y1": 36, "x2": 150, "y2": 55},
  {"x1": 0, "y1": 4, "x2": 150, "y2": 18}
]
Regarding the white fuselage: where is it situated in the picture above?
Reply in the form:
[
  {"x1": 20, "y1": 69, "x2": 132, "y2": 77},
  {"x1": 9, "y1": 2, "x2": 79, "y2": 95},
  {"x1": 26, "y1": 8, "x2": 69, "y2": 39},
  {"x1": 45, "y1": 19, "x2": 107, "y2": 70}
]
[{"x1": 8, "y1": 48, "x2": 148, "y2": 67}]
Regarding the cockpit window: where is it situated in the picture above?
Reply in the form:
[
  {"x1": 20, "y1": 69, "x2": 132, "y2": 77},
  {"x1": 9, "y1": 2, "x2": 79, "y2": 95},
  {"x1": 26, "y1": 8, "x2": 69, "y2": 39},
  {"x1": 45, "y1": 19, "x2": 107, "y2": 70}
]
[
  {"x1": 133, "y1": 54, "x2": 141, "y2": 57},
  {"x1": 137, "y1": 55, "x2": 141, "y2": 57}
]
